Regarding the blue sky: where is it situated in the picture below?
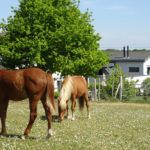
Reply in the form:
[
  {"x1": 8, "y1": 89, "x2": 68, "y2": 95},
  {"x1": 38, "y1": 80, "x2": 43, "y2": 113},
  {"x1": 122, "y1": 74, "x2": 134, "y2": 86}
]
[{"x1": 0, "y1": 0, "x2": 150, "y2": 50}]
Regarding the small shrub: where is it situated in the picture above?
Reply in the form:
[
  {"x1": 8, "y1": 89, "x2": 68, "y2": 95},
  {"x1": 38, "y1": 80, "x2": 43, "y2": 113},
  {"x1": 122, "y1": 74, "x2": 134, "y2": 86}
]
[
  {"x1": 142, "y1": 78, "x2": 150, "y2": 96},
  {"x1": 54, "y1": 91, "x2": 59, "y2": 99}
]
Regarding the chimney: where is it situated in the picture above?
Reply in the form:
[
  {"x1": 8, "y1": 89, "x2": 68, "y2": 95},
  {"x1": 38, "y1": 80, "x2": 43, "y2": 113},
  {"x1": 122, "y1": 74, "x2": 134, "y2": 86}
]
[
  {"x1": 127, "y1": 45, "x2": 129, "y2": 57},
  {"x1": 123, "y1": 46, "x2": 126, "y2": 57}
]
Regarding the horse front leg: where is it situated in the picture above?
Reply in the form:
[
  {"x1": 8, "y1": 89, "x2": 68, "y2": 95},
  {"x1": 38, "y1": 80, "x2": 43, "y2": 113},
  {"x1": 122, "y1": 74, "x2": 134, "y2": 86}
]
[
  {"x1": 41, "y1": 99, "x2": 53, "y2": 138},
  {"x1": 66, "y1": 100, "x2": 69, "y2": 119},
  {"x1": 71, "y1": 96, "x2": 76, "y2": 121},
  {"x1": 0, "y1": 99, "x2": 9, "y2": 135},
  {"x1": 23, "y1": 98, "x2": 38, "y2": 138}
]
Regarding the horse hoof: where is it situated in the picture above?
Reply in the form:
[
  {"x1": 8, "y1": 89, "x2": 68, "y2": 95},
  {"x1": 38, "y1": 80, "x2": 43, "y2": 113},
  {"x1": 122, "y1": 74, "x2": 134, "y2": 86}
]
[
  {"x1": 88, "y1": 115, "x2": 91, "y2": 119},
  {"x1": 46, "y1": 134, "x2": 52, "y2": 139},
  {"x1": 46, "y1": 134, "x2": 51, "y2": 139},
  {"x1": 88, "y1": 113, "x2": 91, "y2": 119},
  {"x1": 47, "y1": 129, "x2": 54, "y2": 138},
  {"x1": 67, "y1": 115, "x2": 72, "y2": 119},
  {"x1": 0, "y1": 132, "x2": 7, "y2": 136},
  {"x1": 21, "y1": 135, "x2": 26, "y2": 140},
  {"x1": 46, "y1": 131, "x2": 55, "y2": 139},
  {"x1": 71, "y1": 117, "x2": 75, "y2": 121}
]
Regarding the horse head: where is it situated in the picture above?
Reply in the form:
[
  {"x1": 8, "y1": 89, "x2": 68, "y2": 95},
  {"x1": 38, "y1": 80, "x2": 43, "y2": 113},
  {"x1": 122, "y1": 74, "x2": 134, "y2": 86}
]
[{"x1": 58, "y1": 96, "x2": 67, "y2": 121}]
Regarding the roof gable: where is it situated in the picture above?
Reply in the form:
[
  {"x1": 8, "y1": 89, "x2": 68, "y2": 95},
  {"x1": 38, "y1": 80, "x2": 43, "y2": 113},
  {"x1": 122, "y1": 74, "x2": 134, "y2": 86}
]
[{"x1": 106, "y1": 50, "x2": 150, "y2": 62}]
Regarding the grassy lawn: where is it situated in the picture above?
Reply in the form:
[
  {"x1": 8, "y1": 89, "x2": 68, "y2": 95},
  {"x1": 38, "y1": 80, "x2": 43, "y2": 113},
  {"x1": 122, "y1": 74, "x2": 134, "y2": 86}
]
[{"x1": 0, "y1": 100, "x2": 150, "y2": 150}]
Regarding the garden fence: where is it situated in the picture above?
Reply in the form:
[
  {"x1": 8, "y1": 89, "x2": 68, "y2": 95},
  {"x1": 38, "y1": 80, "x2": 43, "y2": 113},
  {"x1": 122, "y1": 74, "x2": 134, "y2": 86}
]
[{"x1": 55, "y1": 75, "x2": 150, "y2": 101}]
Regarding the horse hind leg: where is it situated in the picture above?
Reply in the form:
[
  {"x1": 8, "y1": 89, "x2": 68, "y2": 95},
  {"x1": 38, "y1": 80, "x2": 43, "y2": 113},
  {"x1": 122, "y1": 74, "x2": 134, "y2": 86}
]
[
  {"x1": 0, "y1": 99, "x2": 9, "y2": 135},
  {"x1": 23, "y1": 97, "x2": 39, "y2": 138},
  {"x1": 41, "y1": 97, "x2": 53, "y2": 138},
  {"x1": 84, "y1": 94, "x2": 91, "y2": 119}
]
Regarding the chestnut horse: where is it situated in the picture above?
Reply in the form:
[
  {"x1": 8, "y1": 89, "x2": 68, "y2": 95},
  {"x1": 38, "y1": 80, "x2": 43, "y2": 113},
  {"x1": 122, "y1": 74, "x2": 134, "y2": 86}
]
[
  {"x1": 58, "y1": 75, "x2": 90, "y2": 121},
  {"x1": 0, "y1": 68, "x2": 55, "y2": 138}
]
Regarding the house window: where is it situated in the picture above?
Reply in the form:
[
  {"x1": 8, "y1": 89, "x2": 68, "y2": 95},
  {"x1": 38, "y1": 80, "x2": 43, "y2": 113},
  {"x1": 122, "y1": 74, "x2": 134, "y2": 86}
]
[
  {"x1": 129, "y1": 67, "x2": 139, "y2": 72},
  {"x1": 147, "y1": 67, "x2": 150, "y2": 75}
]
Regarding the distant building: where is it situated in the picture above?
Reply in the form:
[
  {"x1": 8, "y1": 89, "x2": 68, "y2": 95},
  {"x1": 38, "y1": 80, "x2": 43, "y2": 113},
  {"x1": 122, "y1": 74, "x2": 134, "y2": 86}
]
[
  {"x1": 109, "y1": 48, "x2": 150, "y2": 76},
  {"x1": 105, "y1": 48, "x2": 150, "y2": 88},
  {"x1": 52, "y1": 72, "x2": 63, "y2": 92}
]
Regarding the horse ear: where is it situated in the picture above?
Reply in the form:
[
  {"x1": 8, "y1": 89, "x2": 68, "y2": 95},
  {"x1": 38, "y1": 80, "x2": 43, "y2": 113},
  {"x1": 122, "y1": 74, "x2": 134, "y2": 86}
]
[{"x1": 46, "y1": 69, "x2": 52, "y2": 74}]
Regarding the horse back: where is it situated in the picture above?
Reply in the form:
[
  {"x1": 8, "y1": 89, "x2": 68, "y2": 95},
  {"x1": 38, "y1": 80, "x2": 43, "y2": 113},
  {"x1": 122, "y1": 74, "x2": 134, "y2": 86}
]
[
  {"x1": 0, "y1": 68, "x2": 47, "y2": 100},
  {"x1": 23, "y1": 68, "x2": 47, "y2": 93},
  {"x1": 71, "y1": 76, "x2": 88, "y2": 97}
]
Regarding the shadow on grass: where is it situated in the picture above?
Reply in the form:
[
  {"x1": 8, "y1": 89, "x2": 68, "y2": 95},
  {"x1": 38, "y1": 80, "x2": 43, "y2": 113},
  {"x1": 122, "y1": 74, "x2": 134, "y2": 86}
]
[
  {"x1": 0, "y1": 134, "x2": 37, "y2": 140},
  {"x1": 40, "y1": 115, "x2": 60, "y2": 123},
  {"x1": 40, "y1": 115, "x2": 74, "y2": 122}
]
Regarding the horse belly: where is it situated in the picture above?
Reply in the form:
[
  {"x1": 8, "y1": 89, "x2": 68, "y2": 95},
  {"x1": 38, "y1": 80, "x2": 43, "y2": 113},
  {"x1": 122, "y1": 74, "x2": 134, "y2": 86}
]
[
  {"x1": 8, "y1": 89, "x2": 27, "y2": 101},
  {"x1": 75, "y1": 87, "x2": 87, "y2": 99}
]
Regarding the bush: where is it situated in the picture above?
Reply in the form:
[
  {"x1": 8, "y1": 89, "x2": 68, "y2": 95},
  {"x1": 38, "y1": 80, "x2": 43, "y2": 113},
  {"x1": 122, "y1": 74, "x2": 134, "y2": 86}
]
[
  {"x1": 102, "y1": 64, "x2": 123, "y2": 99},
  {"x1": 54, "y1": 91, "x2": 59, "y2": 99},
  {"x1": 123, "y1": 80, "x2": 138, "y2": 100},
  {"x1": 100, "y1": 64, "x2": 138, "y2": 100},
  {"x1": 142, "y1": 78, "x2": 150, "y2": 97}
]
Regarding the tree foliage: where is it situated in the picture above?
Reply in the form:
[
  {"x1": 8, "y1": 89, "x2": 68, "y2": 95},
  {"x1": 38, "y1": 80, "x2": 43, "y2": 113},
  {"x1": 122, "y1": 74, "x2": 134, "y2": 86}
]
[
  {"x1": 100, "y1": 65, "x2": 138, "y2": 100},
  {"x1": 104, "y1": 64, "x2": 123, "y2": 97},
  {"x1": 142, "y1": 78, "x2": 150, "y2": 96},
  {"x1": 0, "y1": 0, "x2": 108, "y2": 77}
]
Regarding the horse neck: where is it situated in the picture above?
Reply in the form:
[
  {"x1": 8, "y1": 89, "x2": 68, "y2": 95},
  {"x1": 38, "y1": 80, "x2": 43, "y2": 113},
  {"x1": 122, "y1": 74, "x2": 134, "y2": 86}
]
[
  {"x1": 0, "y1": 70, "x2": 7, "y2": 80},
  {"x1": 0, "y1": 70, "x2": 6, "y2": 74},
  {"x1": 60, "y1": 77, "x2": 73, "y2": 102}
]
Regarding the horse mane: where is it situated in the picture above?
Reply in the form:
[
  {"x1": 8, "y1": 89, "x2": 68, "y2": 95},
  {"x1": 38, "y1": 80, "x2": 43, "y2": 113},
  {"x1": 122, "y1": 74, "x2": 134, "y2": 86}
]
[{"x1": 59, "y1": 76, "x2": 73, "y2": 110}]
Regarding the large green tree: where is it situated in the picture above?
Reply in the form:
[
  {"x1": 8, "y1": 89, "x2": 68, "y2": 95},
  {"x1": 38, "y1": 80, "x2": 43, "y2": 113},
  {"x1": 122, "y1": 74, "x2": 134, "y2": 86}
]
[{"x1": 0, "y1": 0, "x2": 108, "y2": 77}]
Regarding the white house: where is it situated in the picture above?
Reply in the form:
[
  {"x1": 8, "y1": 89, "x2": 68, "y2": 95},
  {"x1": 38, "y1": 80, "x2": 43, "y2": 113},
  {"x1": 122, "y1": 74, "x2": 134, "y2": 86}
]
[
  {"x1": 52, "y1": 72, "x2": 62, "y2": 92},
  {"x1": 107, "y1": 49, "x2": 150, "y2": 88}
]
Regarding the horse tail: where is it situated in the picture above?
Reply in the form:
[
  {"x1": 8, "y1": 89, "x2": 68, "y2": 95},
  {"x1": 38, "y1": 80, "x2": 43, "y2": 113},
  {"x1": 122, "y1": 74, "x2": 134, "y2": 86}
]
[
  {"x1": 46, "y1": 73, "x2": 55, "y2": 114},
  {"x1": 78, "y1": 97, "x2": 84, "y2": 111}
]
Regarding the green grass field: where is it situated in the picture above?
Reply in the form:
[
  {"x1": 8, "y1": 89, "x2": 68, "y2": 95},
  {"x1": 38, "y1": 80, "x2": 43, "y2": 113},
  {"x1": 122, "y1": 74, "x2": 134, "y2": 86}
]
[{"x1": 0, "y1": 101, "x2": 150, "y2": 150}]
